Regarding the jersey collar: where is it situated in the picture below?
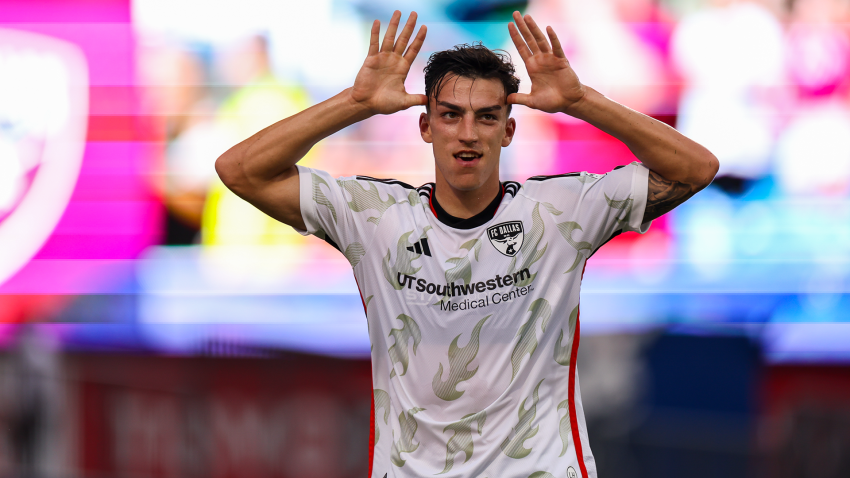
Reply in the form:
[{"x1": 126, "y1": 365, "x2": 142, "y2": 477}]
[{"x1": 428, "y1": 183, "x2": 505, "y2": 230}]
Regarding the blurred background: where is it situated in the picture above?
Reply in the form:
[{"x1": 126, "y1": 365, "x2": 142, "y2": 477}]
[{"x1": 1, "y1": 0, "x2": 849, "y2": 476}]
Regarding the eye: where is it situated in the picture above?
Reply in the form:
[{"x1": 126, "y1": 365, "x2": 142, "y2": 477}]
[
  {"x1": 482, "y1": 114, "x2": 497, "y2": 121},
  {"x1": 442, "y1": 111, "x2": 458, "y2": 119}
]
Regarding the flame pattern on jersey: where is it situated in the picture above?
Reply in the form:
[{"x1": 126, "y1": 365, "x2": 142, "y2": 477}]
[
  {"x1": 311, "y1": 173, "x2": 337, "y2": 223},
  {"x1": 433, "y1": 238, "x2": 480, "y2": 305},
  {"x1": 541, "y1": 201, "x2": 563, "y2": 217},
  {"x1": 340, "y1": 179, "x2": 397, "y2": 225},
  {"x1": 374, "y1": 389, "x2": 391, "y2": 446},
  {"x1": 432, "y1": 315, "x2": 490, "y2": 401},
  {"x1": 604, "y1": 193, "x2": 635, "y2": 230},
  {"x1": 390, "y1": 407, "x2": 426, "y2": 467},
  {"x1": 557, "y1": 398, "x2": 571, "y2": 457},
  {"x1": 556, "y1": 222, "x2": 592, "y2": 273},
  {"x1": 403, "y1": 189, "x2": 421, "y2": 206},
  {"x1": 446, "y1": 239, "x2": 479, "y2": 285},
  {"x1": 500, "y1": 379, "x2": 544, "y2": 459},
  {"x1": 507, "y1": 203, "x2": 547, "y2": 287},
  {"x1": 344, "y1": 242, "x2": 366, "y2": 267},
  {"x1": 388, "y1": 314, "x2": 421, "y2": 378},
  {"x1": 438, "y1": 410, "x2": 488, "y2": 474},
  {"x1": 554, "y1": 305, "x2": 579, "y2": 367},
  {"x1": 510, "y1": 299, "x2": 552, "y2": 383},
  {"x1": 382, "y1": 230, "x2": 425, "y2": 290},
  {"x1": 553, "y1": 306, "x2": 579, "y2": 367}
]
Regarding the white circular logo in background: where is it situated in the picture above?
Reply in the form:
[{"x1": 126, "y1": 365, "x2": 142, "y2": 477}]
[
  {"x1": 567, "y1": 466, "x2": 578, "y2": 478},
  {"x1": 0, "y1": 28, "x2": 88, "y2": 286}
]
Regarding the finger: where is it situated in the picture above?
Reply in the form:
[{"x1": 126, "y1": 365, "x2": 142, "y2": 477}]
[
  {"x1": 524, "y1": 14, "x2": 550, "y2": 53},
  {"x1": 368, "y1": 20, "x2": 380, "y2": 56},
  {"x1": 507, "y1": 92, "x2": 532, "y2": 107},
  {"x1": 507, "y1": 22, "x2": 532, "y2": 61},
  {"x1": 381, "y1": 10, "x2": 402, "y2": 53},
  {"x1": 512, "y1": 10, "x2": 539, "y2": 54},
  {"x1": 394, "y1": 12, "x2": 417, "y2": 54},
  {"x1": 403, "y1": 25, "x2": 427, "y2": 63},
  {"x1": 404, "y1": 93, "x2": 428, "y2": 109},
  {"x1": 547, "y1": 26, "x2": 566, "y2": 59}
]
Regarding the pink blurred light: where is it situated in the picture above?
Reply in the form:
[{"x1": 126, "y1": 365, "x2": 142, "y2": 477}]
[{"x1": 0, "y1": 0, "x2": 162, "y2": 297}]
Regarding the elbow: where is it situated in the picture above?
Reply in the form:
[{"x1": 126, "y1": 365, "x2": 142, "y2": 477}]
[
  {"x1": 706, "y1": 152, "x2": 720, "y2": 186},
  {"x1": 215, "y1": 150, "x2": 247, "y2": 195},
  {"x1": 696, "y1": 151, "x2": 719, "y2": 190}
]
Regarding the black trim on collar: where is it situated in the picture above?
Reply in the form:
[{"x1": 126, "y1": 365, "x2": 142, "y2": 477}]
[
  {"x1": 423, "y1": 183, "x2": 516, "y2": 230},
  {"x1": 355, "y1": 175, "x2": 415, "y2": 189}
]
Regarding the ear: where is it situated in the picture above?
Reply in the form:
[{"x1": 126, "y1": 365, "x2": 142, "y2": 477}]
[
  {"x1": 419, "y1": 112, "x2": 433, "y2": 143},
  {"x1": 501, "y1": 117, "x2": 516, "y2": 147}
]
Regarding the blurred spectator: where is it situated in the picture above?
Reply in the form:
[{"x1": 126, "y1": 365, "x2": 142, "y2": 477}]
[
  {"x1": 774, "y1": 0, "x2": 850, "y2": 197},
  {"x1": 578, "y1": 333, "x2": 650, "y2": 478},
  {"x1": 672, "y1": 0, "x2": 786, "y2": 191},
  {"x1": 140, "y1": 44, "x2": 221, "y2": 244},
  {"x1": 2, "y1": 325, "x2": 60, "y2": 478},
  {"x1": 201, "y1": 35, "x2": 314, "y2": 249},
  {"x1": 786, "y1": 0, "x2": 850, "y2": 99},
  {"x1": 519, "y1": 0, "x2": 678, "y2": 175}
]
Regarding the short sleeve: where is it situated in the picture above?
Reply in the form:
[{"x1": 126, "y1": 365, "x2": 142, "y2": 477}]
[
  {"x1": 296, "y1": 165, "x2": 416, "y2": 266},
  {"x1": 523, "y1": 161, "x2": 651, "y2": 251},
  {"x1": 297, "y1": 166, "x2": 358, "y2": 249}
]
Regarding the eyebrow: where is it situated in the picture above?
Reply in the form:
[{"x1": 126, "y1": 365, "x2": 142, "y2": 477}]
[{"x1": 436, "y1": 101, "x2": 503, "y2": 113}]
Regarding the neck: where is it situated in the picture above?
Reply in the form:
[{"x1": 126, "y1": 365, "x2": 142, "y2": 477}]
[{"x1": 433, "y1": 175, "x2": 502, "y2": 219}]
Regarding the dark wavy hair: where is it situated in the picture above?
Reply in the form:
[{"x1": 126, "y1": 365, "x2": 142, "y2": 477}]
[{"x1": 424, "y1": 42, "x2": 520, "y2": 115}]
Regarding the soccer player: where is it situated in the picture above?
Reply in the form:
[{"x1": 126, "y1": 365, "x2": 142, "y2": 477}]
[{"x1": 216, "y1": 10, "x2": 717, "y2": 478}]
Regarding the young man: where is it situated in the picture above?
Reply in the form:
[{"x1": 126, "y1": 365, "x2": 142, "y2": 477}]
[{"x1": 216, "y1": 11, "x2": 717, "y2": 478}]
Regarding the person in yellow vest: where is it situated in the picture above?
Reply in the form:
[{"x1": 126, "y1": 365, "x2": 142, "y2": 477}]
[{"x1": 203, "y1": 36, "x2": 314, "y2": 250}]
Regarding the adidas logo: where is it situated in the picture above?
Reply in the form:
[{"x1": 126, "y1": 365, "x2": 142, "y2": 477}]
[{"x1": 406, "y1": 238, "x2": 432, "y2": 257}]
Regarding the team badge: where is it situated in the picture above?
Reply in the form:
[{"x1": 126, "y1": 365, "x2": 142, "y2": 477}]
[
  {"x1": 567, "y1": 466, "x2": 578, "y2": 478},
  {"x1": 487, "y1": 221, "x2": 524, "y2": 257},
  {"x1": 0, "y1": 29, "x2": 88, "y2": 287}
]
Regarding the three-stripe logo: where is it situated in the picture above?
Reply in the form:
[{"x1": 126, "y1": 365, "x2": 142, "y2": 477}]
[{"x1": 406, "y1": 238, "x2": 432, "y2": 257}]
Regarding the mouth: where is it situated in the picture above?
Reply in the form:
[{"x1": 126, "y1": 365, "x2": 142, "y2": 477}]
[{"x1": 453, "y1": 150, "x2": 483, "y2": 164}]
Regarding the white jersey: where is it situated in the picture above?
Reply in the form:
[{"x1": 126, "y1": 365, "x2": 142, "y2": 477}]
[{"x1": 297, "y1": 162, "x2": 651, "y2": 478}]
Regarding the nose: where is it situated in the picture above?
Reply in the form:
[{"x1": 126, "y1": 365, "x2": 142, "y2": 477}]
[{"x1": 458, "y1": 114, "x2": 478, "y2": 144}]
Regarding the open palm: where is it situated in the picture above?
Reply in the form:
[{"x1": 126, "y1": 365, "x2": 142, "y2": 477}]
[
  {"x1": 507, "y1": 12, "x2": 585, "y2": 114},
  {"x1": 350, "y1": 11, "x2": 427, "y2": 115}
]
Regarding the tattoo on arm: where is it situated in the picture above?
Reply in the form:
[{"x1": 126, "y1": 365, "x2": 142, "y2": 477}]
[{"x1": 643, "y1": 170, "x2": 699, "y2": 223}]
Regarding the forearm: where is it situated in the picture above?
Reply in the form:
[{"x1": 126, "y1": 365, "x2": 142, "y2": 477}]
[
  {"x1": 216, "y1": 88, "x2": 373, "y2": 190},
  {"x1": 563, "y1": 87, "x2": 718, "y2": 186}
]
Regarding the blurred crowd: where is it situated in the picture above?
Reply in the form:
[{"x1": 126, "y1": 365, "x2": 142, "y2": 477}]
[{"x1": 141, "y1": 0, "x2": 850, "y2": 296}]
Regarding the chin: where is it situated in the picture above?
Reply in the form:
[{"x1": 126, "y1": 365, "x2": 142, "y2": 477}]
[{"x1": 446, "y1": 175, "x2": 485, "y2": 192}]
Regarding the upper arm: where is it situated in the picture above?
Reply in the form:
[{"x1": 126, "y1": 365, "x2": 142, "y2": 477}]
[
  {"x1": 215, "y1": 159, "x2": 306, "y2": 231},
  {"x1": 643, "y1": 169, "x2": 703, "y2": 223}
]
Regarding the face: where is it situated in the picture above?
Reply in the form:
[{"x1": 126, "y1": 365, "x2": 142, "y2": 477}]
[{"x1": 419, "y1": 75, "x2": 516, "y2": 193}]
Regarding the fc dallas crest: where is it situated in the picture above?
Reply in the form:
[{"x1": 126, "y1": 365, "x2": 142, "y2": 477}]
[
  {"x1": 487, "y1": 221, "x2": 524, "y2": 257},
  {"x1": 0, "y1": 28, "x2": 88, "y2": 286}
]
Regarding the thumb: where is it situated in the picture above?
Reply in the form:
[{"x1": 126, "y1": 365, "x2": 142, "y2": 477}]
[
  {"x1": 403, "y1": 93, "x2": 428, "y2": 109},
  {"x1": 507, "y1": 93, "x2": 532, "y2": 107}
]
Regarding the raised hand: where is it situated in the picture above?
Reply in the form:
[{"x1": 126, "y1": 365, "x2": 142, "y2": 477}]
[
  {"x1": 507, "y1": 12, "x2": 585, "y2": 114},
  {"x1": 350, "y1": 11, "x2": 428, "y2": 115}
]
